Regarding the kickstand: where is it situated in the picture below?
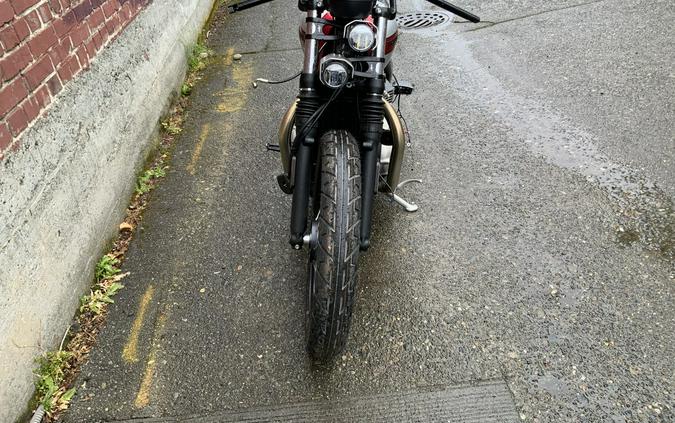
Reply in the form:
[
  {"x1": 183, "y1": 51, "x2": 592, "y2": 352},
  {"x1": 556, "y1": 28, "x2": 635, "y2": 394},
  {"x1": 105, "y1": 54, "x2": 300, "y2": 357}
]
[{"x1": 387, "y1": 179, "x2": 422, "y2": 212}]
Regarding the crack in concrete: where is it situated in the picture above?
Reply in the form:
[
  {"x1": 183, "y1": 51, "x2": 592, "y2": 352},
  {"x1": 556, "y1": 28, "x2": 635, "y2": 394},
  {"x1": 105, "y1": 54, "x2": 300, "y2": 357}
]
[{"x1": 463, "y1": 0, "x2": 611, "y2": 32}]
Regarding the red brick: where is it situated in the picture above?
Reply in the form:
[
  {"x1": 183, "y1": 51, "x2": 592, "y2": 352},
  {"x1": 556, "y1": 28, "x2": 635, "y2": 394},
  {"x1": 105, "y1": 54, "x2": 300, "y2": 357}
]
[
  {"x1": 73, "y1": 0, "x2": 93, "y2": 20},
  {"x1": 24, "y1": 10, "x2": 41, "y2": 32},
  {"x1": 22, "y1": 95, "x2": 40, "y2": 121},
  {"x1": 97, "y1": 26, "x2": 108, "y2": 45},
  {"x1": 38, "y1": 4, "x2": 53, "y2": 23},
  {"x1": 101, "y1": 0, "x2": 118, "y2": 18},
  {"x1": 7, "y1": 105, "x2": 29, "y2": 136},
  {"x1": 75, "y1": 44, "x2": 88, "y2": 67},
  {"x1": 0, "y1": 77, "x2": 29, "y2": 117},
  {"x1": 22, "y1": 86, "x2": 50, "y2": 122},
  {"x1": 56, "y1": 64, "x2": 70, "y2": 83},
  {"x1": 134, "y1": 0, "x2": 147, "y2": 13},
  {"x1": 119, "y1": 3, "x2": 131, "y2": 21},
  {"x1": 70, "y1": 52, "x2": 82, "y2": 74},
  {"x1": 9, "y1": 0, "x2": 40, "y2": 15},
  {"x1": 56, "y1": 61, "x2": 72, "y2": 82},
  {"x1": 0, "y1": 2, "x2": 14, "y2": 25},
  {"x1": 24, "y1": 54, "x2": 54, "y2": 89},
  {"x1": 0, "y1": 123, "x2": 11, "y2": 152},
  {"x1": 105, "y1": 13, "x2": 120, "y2": 35},
  {"x1": 92, "y1": 29, "x2": 102, "y2": 49},
  {"x1": 57, "y1": 53, "x2": 79, "y2": 82},
  {"x1": 69, "y1": 21, "x2": 90, "y2": 46},
  {"x1": 47, "y1": 37, "x2": 71, "y2": 64},
  {"x1": 28, "y1": 26, "x2": 57, "y2": 57},
  {"x1": 14, "y1": 16, "x2": 31, "y2": 40},
  {"x1": 84, "y1": 38, "x2": 95, "y2": 58},
  {"x1": 48, "y1": 0, "x2": 62, "y2": 14},
  {"x1": 0, "y1": 44, "x2": 33, "y2": 81},
  {"x1": 33, "y1": 85, "x2": 50, "y2": 108},
  {"x1": 0, "y1": 26, "x2": 20, "y2": 51},
  {"x1": 46, "y1": 73, "x2": 61, "y2": 95},
  {"x1": 87, "y1": 7, "x2": 104, "y2": 29},
  {"x1": 54, "y1": 12, "x2": 76, "y2": 37}
]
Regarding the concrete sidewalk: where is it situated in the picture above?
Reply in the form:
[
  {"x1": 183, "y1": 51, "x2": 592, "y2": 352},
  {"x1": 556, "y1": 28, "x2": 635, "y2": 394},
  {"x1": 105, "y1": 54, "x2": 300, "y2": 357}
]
[{"x1": 64, "y1": 0, "x2": 674, "y2": 421}]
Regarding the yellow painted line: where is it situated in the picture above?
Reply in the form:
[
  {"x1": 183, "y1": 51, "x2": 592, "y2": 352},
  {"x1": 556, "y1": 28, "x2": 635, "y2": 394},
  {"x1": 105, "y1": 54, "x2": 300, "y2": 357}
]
[
  {"x1": 122, "y1": 285, "x2": 155, "y2": 363},
  {"x1": 216, "y1": 61, "x2": 254, "y2": 113},
  {"x1": 186, "y1": 123, "x2": 211, "y2": 175},
  {"x1": 223, "y1": 47, "x2": 234, "y2": 66},
  {"x1": 134, "y1": 310, "x2": 168, "y2": 408}
]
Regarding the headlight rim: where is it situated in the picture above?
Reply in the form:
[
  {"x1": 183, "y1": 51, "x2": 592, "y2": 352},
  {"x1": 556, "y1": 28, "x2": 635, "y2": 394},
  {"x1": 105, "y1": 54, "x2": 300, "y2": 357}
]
[
  {"x1": 344, "y1": 20, "x2": 377, "y2": 53},
  {"x1": 319, "y1": 54, "x2": 354, "y2": 89}
]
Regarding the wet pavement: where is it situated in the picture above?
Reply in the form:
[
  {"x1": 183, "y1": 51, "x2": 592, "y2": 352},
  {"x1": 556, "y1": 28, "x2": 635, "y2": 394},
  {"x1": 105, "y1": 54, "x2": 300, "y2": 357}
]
[{"x1": 65, "y1": 0, "x2": 674, "y2": 422}]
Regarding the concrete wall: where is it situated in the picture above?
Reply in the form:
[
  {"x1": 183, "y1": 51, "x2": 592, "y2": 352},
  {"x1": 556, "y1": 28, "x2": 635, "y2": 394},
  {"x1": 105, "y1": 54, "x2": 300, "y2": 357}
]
[{"x1": 0, "y1": 0, "x2": 215, "y2": 421}]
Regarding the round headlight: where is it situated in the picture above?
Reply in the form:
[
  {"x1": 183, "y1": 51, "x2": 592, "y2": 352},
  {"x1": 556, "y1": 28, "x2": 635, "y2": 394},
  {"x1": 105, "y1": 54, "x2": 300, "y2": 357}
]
[{"x1": 347, "y1": 23, "x2": 376, "y2": 52}]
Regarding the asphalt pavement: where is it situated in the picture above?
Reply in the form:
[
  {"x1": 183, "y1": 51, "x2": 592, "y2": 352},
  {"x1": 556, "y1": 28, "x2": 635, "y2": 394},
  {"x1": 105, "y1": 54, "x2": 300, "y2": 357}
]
[{"x1": 64, "y1": 0, "x2": 674, "y2": 421}]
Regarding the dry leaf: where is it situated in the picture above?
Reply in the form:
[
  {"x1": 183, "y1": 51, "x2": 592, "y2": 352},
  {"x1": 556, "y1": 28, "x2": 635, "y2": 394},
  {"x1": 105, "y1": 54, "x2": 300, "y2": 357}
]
[
  {"x1": 111, "y1": 272, "x2": 130, "y2": 282},
  {"x1": 119, "y1": 222, "x2": 133, "y2": 231}
]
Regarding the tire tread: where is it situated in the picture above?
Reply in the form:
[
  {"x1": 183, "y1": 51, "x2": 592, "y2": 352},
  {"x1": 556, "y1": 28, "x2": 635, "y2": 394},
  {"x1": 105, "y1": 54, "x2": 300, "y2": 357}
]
[{"x1": 307, "y1": 130, "x2": 361, "y2": 361}]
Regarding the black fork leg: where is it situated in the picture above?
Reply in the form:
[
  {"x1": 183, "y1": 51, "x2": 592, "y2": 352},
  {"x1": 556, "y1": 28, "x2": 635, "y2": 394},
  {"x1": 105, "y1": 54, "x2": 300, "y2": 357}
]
[
  {"x1": 359, "y1": 78, "x2": 385, "y2": 251},
  {"x1": 289, "y1": 73, "x2": 321, "y2": 248}
]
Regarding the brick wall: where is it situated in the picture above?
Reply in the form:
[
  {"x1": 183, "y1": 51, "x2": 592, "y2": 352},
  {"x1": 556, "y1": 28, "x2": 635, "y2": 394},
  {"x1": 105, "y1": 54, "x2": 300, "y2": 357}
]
[{"x1": 0, "y1": 0, "x2": 150, "y2": 159}]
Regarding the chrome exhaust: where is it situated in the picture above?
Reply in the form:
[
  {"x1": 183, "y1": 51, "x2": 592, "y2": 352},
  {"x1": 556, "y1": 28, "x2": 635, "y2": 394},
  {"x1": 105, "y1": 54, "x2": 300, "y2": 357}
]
[{"x1": 278, "y1": 99, "x2": 297, "y2": 177}]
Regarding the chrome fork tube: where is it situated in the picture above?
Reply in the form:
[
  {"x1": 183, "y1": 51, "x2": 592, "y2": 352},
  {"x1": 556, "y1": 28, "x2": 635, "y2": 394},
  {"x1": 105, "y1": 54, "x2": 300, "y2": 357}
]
[
  {"x1": 374, "y1": 16, "x2": 388, "y2": 75},
  {"x1": 303, "y1": 10, "x2": 319, "y2": 74}
]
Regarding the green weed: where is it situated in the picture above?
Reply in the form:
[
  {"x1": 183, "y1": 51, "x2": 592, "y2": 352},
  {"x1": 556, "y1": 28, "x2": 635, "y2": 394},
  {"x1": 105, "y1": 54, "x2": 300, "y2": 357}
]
[
  {"x1": 82, "y1": 254, "x2": 125, "y2": 314},
  {"x1": 34, "y1": 351, "x2": 76, "y2": 413},
  {"x1": 95, "y1": 254, "x2": 120, "y2": 282},
  {"x1": 79, "y1": 282, "x2": 124, "y2": 315},
  {"x1": 188, "y1": 42, "x2": 211, "y2": 71},
  {"x1": 181, "y1": 83, "x2": 193, "y2": 96},
  {"x1": 161, "y1": 119, "x2": 183, "y2": 135},
  {"x1": 136, "y1": 165, "x2": 167, "y2": 194}
]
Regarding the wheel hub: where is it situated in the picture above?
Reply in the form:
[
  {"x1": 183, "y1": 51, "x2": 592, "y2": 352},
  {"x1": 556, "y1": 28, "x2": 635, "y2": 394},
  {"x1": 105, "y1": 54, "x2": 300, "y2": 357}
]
[{"x1": 302, "y1": 219, "x2": 319, "y2": 249}]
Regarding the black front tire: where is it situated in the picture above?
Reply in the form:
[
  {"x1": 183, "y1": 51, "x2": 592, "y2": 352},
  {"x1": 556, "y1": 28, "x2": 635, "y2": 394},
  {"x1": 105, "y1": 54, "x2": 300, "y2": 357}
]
[{"x1": 307, "y1": 130, "x2": 361, "y2": 362}]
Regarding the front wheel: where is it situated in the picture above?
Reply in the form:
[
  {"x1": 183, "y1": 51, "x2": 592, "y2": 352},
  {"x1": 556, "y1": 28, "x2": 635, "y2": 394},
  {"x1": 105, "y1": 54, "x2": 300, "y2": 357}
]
[{"x1": 306, "y1": 130, "x2": 361, "y2": 362}]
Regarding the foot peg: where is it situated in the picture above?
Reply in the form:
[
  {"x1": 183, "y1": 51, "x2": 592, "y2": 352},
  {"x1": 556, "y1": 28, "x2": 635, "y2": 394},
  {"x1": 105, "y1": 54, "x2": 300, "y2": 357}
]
[
  {"x1": 387, "y1": 179, "x2": 421, "y2": 212},
  {"x1": 393, "y1": 80, "x2": 414, "y2": 95},
  {"x1": 385, "y1": 80, "x2": 415, "y2": 100}
]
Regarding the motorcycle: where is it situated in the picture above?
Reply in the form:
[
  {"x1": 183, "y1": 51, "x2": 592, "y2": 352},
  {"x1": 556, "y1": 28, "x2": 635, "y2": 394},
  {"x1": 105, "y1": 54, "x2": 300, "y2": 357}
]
[{"x1": 228, "y1": 0, "x2": 479, "y2": 361}]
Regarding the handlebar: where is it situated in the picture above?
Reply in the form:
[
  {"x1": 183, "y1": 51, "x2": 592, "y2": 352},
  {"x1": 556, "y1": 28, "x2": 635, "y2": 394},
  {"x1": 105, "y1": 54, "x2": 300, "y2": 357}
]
[
  {"x1": 228, "y1": 0, "x2": 480, "y2": 24},
  {"x1": 228, "y1": 0, "x2": 275, "y2": 13},
  {"x1": 424, "y1": 0, "x2": 480, "y2": 22}
]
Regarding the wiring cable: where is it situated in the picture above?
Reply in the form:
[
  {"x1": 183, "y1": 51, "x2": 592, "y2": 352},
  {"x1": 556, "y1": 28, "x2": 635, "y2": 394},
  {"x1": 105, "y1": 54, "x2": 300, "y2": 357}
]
[{"x1": 253, "y1": 71, "x2": 301, "y2": 87}]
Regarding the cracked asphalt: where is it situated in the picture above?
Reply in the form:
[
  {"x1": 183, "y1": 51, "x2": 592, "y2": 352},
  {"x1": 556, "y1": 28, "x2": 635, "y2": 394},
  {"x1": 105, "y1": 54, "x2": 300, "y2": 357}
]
[{"x1": 64, "y1": 0, "x2": 674, "y2": 421}]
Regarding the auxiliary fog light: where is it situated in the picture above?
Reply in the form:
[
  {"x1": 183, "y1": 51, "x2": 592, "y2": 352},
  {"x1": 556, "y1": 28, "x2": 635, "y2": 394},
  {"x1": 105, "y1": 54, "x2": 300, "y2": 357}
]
[{"x1": 320, "y1": 56, "x2": 353, "y2": 89}]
